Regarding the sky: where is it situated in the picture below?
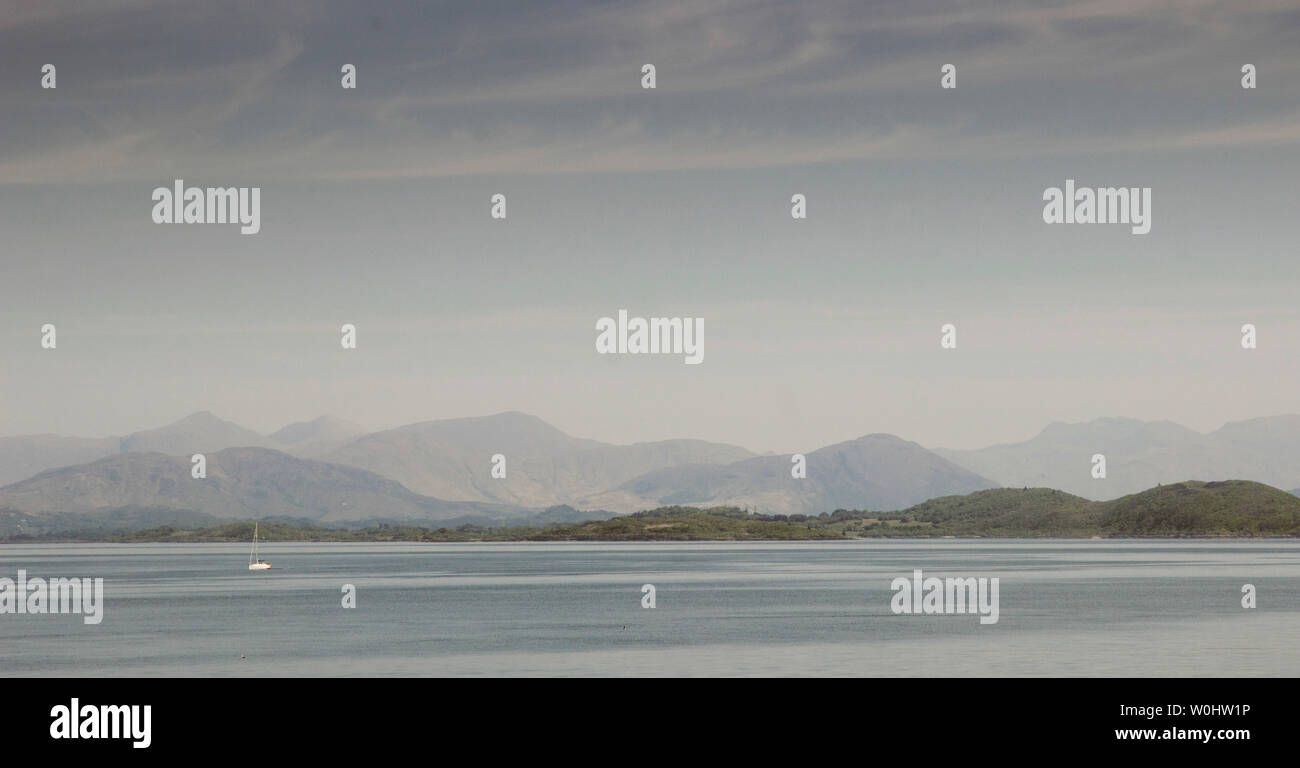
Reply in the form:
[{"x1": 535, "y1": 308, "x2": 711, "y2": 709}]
[{"x1": 1, "y1": 0, "x2": 1299, "y2": 453}]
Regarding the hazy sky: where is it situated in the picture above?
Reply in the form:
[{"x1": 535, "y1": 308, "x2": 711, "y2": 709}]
[{"x1": 2, "y1": 0, "x2": 1299, "y2": 452}]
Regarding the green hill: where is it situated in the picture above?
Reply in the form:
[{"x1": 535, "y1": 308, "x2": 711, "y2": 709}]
[
  {"x1": 1100, "y1": 480, "x2": 1300, "y2": 535},
  {"x1": 881, "y1": 487, "x2": 1100, "y2": 536},
  {"x1": 517, "y1": 506, "x2": 845, "y2": 540},
  {"x1": 77, "y1": 506, "x2": 843, "y2": 542},
  {"x1": 8, "y1": 481, "x2": 1300, "y2": 541},
  {"x1": 868, "y1": 479, "x2": 1300, "y2": 537}
]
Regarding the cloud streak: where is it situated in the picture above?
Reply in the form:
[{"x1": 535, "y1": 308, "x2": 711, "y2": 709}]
[{"x1": 2, "y1": 0, "x2": 1298, "y2": 182}]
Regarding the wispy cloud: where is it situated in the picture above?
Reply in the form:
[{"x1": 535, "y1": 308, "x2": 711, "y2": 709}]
[{"x1": 2, "y1": 0, "x2": 1297, "y2": 182}]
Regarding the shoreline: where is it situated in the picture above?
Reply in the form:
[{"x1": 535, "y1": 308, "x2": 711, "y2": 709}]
[{"x1": 6, "y1": 533, "x2": 1300, "y2": 544}]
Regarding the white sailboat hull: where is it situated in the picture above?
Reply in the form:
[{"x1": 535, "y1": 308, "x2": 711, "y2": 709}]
[{"x1": 248, "y1": 521, "x2": 271, "y2": 570}]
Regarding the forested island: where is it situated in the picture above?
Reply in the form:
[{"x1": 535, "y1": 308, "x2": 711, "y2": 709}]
[{"x1": 7, "y1": 480, "x2": 1299, "y2": 542}]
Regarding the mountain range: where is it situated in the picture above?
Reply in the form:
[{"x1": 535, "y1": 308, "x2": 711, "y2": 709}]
[
  {"x1": 0, "y1": 411, "x2": 365, "y2": 486},
  {"x1": 4, "y1": 411, "x2": 1300, "y2": 528},
  {"x1": 318, "y1": 411, "x2": 757, "y2": 507},
  {"x1": 935, "y1": 416, "x2": 1300, "y2": 500},
  {"x1": 578, "y1": 433, "x2": 994, "y2": 513}
]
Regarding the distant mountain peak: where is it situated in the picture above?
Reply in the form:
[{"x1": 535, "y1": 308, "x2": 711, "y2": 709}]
[
  {"x1": 937, "y1": 414, "x2": 1300, "y2": 502},
  {"x1": 268, "y1": 415, "x2": 369, "y2": 457},
  {"x1": 118, "y1": 411, "x2": 271, "y2": 456},
  {"x1": 271, "y1": 414, "x2": 365, "y2": 439},
  {"x1": 853, "y1": 432, "x2": 909, "y2": 443},
  {"x1": 178, "y1": 410, "x2": 219, "y2": 422}
]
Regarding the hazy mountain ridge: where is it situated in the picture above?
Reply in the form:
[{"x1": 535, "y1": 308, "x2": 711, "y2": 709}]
[
  {"x1": 8, "y1": 411, "x2": 1300, "y2": 523},
  {"x1": 0, "y1": 414, "x2": 988, "y2": 520},
  {"x1": 0, "y1": 411, "x2": 290, "y2": 485},
  {"x1": 0, "y1": 411, "x2": 763, "y2": 522},
  {"x1": 320, "y1": 411, "x2": 758, "y2": 508},
  {"x1": 0, "y1": 447, "x2": 530, "y2": 525},
  {"x1": 935, "y1": 415, "x2": 1300, "y2": 500},
  {"x1": 269, "y1": 415, "x2": 369, "y2": 457},
  {"x1": 0, "y1": 434, "x2": 122, "y2": 487},
  {"x1": 578, "y1": 434, "x2": 998, "y2": 514},
  {"x1": 118, "y1": 411, "x2": 275, "y2": 455}
]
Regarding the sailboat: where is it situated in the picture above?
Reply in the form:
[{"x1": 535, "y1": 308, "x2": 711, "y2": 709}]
[{"x1": 248, "y1": 522, "x2": 271, "y2": 570}]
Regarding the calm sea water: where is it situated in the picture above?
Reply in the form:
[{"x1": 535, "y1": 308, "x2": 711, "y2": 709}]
[{"x1": 2, "y1": 540, "x2": 1297, "y2": 676}]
